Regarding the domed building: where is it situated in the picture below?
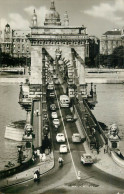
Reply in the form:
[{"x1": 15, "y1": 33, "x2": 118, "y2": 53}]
[{"x1": 44, "y1": 0, "x2": 61, "y2": 26}]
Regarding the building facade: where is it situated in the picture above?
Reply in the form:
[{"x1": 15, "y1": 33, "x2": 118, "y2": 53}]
[{"x1": 100, "y1": 28, "x2": 124, "y2": 55}]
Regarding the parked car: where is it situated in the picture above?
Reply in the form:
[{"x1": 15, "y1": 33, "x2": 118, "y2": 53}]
[
  {"x1": 53, "y1": 118, "x2": 60, "y2": 126},
  {"x1": 72, "y1": 133, "x2": 81, "y2": 143},
  {"x1": 81, "y1": 154, "x2": 93, "y2": 165},
  {"x1": 66, "y1": 115, "x2": 74, "y2": 122},
  {"x1": 51, "y1": 112, "x2": 58, "y2": 119},
  {"x1": 56, "y1": 133, "x2": 65, "y2": 142},
  {"x1": 50, "y1": 104, "x2": 56, "y2": 111},
  {"x1": 59, "y1": 144, "x2": 67, "y2": 153}
]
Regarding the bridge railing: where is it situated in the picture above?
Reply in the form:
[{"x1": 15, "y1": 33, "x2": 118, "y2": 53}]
[
  {"x1": 83, "y1": 100, "x2": 107, "y2": 144},
  {"x1": 74, "y1": 102, "x2": 96, "y2": 149}
]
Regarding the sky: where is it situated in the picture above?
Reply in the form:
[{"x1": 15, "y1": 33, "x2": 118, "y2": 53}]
[{"x1": 0, "y1": 0, "x2": 124, "y2": 38}]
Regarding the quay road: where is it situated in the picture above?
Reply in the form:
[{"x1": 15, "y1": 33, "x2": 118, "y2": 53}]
[{"x1": 2, "y1": 84, "x2": 124, "y2": 194}]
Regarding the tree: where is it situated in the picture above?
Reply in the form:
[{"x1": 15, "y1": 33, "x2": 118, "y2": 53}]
[{"x1": 111, "y1": 46, "x2": 124, "y2": 68}]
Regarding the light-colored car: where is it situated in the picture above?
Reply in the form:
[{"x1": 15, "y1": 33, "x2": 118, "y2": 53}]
[
  {"x1": 56, "y1": 133, "x2": 65, "y2": 142},
  {"x1": 54, "y1": 79, "x2": 59, "y2": 85},
  {"x1": 66, "y1": 115, "x2": 74, "y2": 122},
  {"x1": 47, "y1": 84, "x2": 54, "y2": 90},
  {"x1": 59, "y1": 144, "x2": 67, "y2": 153},
  {"x1": 53, "y1": 118, "x2": 60, "y2": 126},
  {"x1": 50, "y1": 104, "x2": 56, "y2": 111},
  {"x1": 51, "y1": 112, "x2": 58, "y2": 119},
  {"x1": 81, "y1": 154, "x2": 93, "y2": 165},
  {"x1": 72, "y1": 133, "x2": 81, "y2": 143}
]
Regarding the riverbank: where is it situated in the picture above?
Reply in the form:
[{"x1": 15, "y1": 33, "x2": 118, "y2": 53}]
[
  {"x1": 86, "y1": 68, "x2": 124, "y2": 83},
  {"x1": 0, "y1": 76, "x2": 28, "y2": 83},
  {"x1": 1, "y1": 68, "x2": 124, "y2": 84}
]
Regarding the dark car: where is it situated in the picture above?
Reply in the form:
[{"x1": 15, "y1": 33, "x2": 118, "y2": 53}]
[
  {"x1": 50, "y1": 104, "x2": 56, "y2": 111},
  {"x1": 66, "y1": 115, "x2": 74, "y2": 122}
]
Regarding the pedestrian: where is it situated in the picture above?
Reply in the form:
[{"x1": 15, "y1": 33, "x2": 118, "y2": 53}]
[
  {"x1": 96, "y1": 147, "x2": 99, "y2": 154},
  {"x1": 42, "y1": 153, "x2": 46, "y2": 162},
  {"x1": 36, "y1": 109, "x2": 39, "y2": 116},
  {"x1": 103, "y1": 145, "x2": 106, "y2": 154},
  {"x1": 34, "y1": 110, "x2": 36, "y2": 116}
]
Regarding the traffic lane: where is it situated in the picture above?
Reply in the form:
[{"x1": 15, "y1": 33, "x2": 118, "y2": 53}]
[
  {"x1": 71, "y1": 149, "x2": 124, "y2": 190},
  {"x1": 60, "y1": 107, "x2": 85, "y2": 152},
  {"x1": 59, "y1": 105, "x2": 124, "y2": 189},
  {"x1": 3, "y1": 152, "x2": 74, "y2": 194}
]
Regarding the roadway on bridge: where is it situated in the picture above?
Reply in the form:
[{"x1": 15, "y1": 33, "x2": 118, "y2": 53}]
[{"x1": 3, "y1": 83, "x2": 124, "y2": 194}]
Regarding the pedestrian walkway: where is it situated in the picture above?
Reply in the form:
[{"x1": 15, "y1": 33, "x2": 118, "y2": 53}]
[
  {"x1": 92, "y1": 147, "x2": 124, "y2": 180},
  {"x1": 0, "y1": 152, "x2": 54, "y2": 189},
  {"x1": 75, "y1": 112, "x2": 124, "y2": 180}
]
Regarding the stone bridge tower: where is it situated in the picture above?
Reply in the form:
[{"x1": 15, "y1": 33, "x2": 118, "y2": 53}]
[{"x1": 28, "y1": 0, "x2": 89, "y2": 96}]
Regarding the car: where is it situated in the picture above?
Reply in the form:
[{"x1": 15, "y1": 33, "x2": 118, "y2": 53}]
[
  {"x1": 56, "y1": 133, "x2": 65, "y2": 142},
  {"x1": 59, "y1": 144, "x2": 67, "y2": 153},
  {"x1": 53, "y1": 74, "x2": 57, "y2": 79},
  {"x1": 54, "y1": 79, "x2": 59, "y2": 85},
  {"x1": 49, "y1": 92, "x2": 55, "y2": 98},
  {"x1": 66, "y1": 115, "x2": 74, "y2": 122},
  {"x1": 81, "y1": 154, "x2": 93, "y2": 165},
  {"x1": 50, "y1": 104, "x2": 56, "y2": 111},
  {"x1": 43, "y1": 124, "x2": 49, "y2": 132},
  {"x1": 51, "y1": 112, "x2": 58, "y2": 119},
  {"x1": 72, "y1": 133, "x2": 81, "y2": 143},
  {"x1": 43, "y1": 113, "x2": 48, "y2": 120},
  {"x1": 53, "y1": 118, "x2": 60, "y2": 126}
]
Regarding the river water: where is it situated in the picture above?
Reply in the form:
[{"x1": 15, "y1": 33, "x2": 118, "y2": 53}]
[
  {"x1": 0, "y1": 84, "x2": 25, "y2": 170},
  {"x1": 0, "y1": 83, "x2": 124, "y2": 170}
]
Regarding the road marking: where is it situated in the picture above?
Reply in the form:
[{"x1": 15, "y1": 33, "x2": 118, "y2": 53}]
[
  {"x1": 54, "y1": 88, "x2": 79, "y2": 179},
  {"x1": 39, "y1": 101, "x2": 42, "y2": 146}
]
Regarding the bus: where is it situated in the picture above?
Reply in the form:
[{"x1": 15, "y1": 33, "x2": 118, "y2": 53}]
[{"x1": 60, "y1": 95, "x2": 70, "y2": 107}]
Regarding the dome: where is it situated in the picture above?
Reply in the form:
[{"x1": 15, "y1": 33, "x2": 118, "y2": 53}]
[{"x1": 44, "y1": 0, "x2": 61, "y2": 26}]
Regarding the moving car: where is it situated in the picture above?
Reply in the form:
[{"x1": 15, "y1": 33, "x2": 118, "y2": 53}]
[
  {"x1": 51, "y1": 112, "x2": 58, "y2": 119},
  {"x1": 53, "y1": 118, "x2": 60, "y2": 125},
  {"x1": 54, "y1": 79, "x2": 59, "y2": 85},
  {"x1": 59, "y1": 144, "x2": 67, "y2": 153},
  {"x1": 50, "y1": 104, "x2": 56, "y2": 111},
  {"x1": 47, "y1": 84, "x2": 54, "y2": 90},
  {"x1": 81, "y1": 154, "x2": 93, "y2": 165},
  {"x1": 66, "y1": 115, "x2": 74, "y2": 122},
  {"x1": 49, "y1": 92, "x2": 55, "y2": 98},
  {"x1": 56, "y1": 133, "x2": 66, "y2": 142},
  {"x1": 72, "y1": 133, "x2": 81, "y2": 143}
]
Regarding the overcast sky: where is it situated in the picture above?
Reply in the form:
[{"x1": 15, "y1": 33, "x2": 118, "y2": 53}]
[{"x1": 0, "y1": 0, "x2": 124, "y2": 38}]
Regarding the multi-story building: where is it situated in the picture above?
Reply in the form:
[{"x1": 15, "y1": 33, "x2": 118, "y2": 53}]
[
  {"x1": 1, "y1": 10, "x2": 39, "y2": 58},
  {"x1": 100, "y1": 28, "x2": 124, "y2": 55},
  {"x1": 12, "y1": 29, "x2": 31, "y2": 58}
]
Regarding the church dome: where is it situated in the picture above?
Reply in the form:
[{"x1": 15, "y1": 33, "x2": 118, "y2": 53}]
[{"x1": 44, "y1": 0, "x2": 61, "y2": 26}]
